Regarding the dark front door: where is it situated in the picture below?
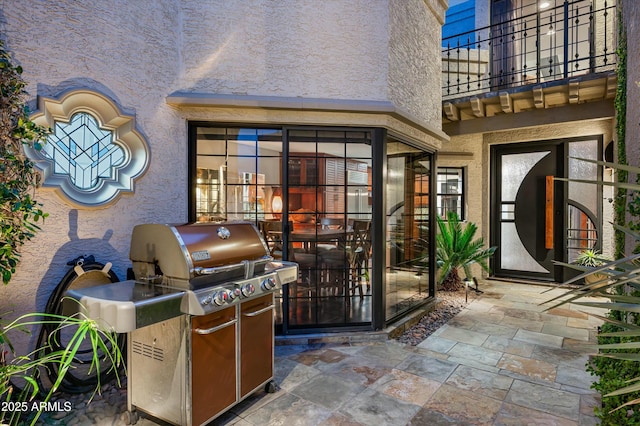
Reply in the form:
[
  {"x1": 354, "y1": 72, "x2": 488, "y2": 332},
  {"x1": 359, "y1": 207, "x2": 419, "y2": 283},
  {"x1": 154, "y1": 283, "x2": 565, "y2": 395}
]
[{"x1": 491, "y1": 139, "x2": 601, "y2": 282}]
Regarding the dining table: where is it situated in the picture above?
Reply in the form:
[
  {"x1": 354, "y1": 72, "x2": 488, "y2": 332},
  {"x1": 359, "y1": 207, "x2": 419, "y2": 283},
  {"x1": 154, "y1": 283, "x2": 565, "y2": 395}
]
[{"x1": 267, "y1": 227, "x2": 351, "y2": 253}]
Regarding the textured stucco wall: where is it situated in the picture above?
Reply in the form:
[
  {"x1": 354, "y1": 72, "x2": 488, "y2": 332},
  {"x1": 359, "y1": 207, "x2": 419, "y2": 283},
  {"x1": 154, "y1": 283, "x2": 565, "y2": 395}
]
[
  {"x1": 179, "y1": 0, "x2": 390, "y2": 100},
  {"x1": 0, "y1": 0, "x2": 445, "y2": 353},
  {"x1": 389, "y1": 0, "x2": 445, "y2": 125},
  {"x1": 0, "y1": 0, "x2": 186, "y2": 324}
]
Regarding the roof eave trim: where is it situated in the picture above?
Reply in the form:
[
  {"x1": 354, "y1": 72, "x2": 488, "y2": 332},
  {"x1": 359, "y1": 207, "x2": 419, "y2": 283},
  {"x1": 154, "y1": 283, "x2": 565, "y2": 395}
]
[{"x1": 166, "y1": 92, "x2": 449, "y2": 143}]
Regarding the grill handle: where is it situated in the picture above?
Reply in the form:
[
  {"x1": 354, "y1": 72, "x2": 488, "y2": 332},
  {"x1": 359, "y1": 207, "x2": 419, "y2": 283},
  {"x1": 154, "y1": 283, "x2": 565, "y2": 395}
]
[
  {"x1": 192, "y1": 256, "x2": 274, "y2": 277},
  {"x1": 242, "y1": 304, "x2": 274, "y2": 317},
  {"x1": 194, "y1": 318, "x2": 237, "y2": 335}
]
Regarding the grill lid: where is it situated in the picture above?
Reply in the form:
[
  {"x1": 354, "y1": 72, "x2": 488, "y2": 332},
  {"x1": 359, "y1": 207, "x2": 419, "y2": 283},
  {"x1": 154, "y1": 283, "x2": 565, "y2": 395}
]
[{"x1": 129, "y1": 222, "x2": 271, "y2": 288}]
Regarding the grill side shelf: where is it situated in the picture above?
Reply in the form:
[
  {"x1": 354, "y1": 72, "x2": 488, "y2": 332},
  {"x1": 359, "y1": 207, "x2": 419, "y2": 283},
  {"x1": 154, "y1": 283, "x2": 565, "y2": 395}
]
[{"x1": 64, "y1": 280, "x2": 185, "y2": 333}]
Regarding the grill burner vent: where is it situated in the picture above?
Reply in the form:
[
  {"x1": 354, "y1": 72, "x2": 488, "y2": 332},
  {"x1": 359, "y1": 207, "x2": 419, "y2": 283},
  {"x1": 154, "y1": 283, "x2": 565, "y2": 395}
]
[{"x1": 132, "y1": 340, "x2": 164, "y2": 362}]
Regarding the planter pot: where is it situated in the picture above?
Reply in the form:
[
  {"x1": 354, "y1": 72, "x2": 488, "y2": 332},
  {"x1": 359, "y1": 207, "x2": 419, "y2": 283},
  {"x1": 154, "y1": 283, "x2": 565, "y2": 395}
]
[{"x1": 585, "y1": 273, "x2": 608, "y2": 285}]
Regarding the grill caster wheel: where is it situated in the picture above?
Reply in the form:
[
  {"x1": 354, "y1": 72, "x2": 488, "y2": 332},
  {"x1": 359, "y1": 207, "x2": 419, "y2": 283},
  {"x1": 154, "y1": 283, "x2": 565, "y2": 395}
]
[
  {"x1": 124, "y1": 410, "x2": 139, "y2": 425},
  {"x1": 265, "y1": 380, "x2": 279, "y2": 393}
]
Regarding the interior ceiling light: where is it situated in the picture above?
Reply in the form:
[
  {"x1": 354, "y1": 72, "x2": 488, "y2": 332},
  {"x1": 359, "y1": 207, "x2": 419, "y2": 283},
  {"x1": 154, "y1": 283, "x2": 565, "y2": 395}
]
[{"x1": 539, "y1": 1, "x2": 551, "y2": 9}]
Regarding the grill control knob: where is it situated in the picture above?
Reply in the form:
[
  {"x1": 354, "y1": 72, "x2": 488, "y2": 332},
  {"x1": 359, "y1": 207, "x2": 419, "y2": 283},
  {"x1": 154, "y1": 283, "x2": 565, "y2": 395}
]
[
  {"x1": 261, "y1": 277, "x2": 277, "y2": 291},
  {"x1": 212, "y1": 291, "x2": 228, "y2": 306},
  {"x1": 241, "y1": 283, "x2": 255, "y2": 297},
  {"x1": 201, "y1": 295, "x2": 213, "y2": 305},
  {"x1": 228, "y1": 287, "x2": 241, "y2": 301}
]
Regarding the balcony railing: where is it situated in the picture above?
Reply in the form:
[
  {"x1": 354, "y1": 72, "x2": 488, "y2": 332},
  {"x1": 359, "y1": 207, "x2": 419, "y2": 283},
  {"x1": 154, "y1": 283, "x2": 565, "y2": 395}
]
[{"x1": 442, "y1": 0, "x2": 617, "y2": 100}]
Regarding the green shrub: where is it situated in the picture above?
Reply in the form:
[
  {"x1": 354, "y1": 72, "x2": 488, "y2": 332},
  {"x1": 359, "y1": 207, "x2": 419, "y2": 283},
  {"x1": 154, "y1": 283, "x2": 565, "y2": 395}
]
[
  {"x1": 589, "y1": 319, "x2": 640, "y2": 425},
  {"x1": 0, "y1": 40, "x2": 49, "y2": 284}
]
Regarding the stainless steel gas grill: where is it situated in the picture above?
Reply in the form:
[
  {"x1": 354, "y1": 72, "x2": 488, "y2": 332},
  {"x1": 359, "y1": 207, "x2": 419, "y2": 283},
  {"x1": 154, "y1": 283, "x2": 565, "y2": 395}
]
[{"x1": 65, "y1": 222, "x2": 298, "y2": 426}]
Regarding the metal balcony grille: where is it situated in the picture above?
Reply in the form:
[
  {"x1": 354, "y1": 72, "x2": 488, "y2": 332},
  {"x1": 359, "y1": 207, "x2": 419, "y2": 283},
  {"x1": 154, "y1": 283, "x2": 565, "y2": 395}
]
[{"x1": 442, "y1": 0, "x2": 617, "y2": 100}]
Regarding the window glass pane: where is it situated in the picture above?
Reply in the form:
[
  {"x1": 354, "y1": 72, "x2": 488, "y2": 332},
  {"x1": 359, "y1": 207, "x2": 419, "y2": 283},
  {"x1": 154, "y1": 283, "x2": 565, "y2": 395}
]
[
  {"x1": 289, "y1": 140, "x2": 316, "y2": 152},
  {"x1": 568, "y1": 140, "x2": 598, "y2": 214},
  {"x1": 386, "y1": 140, "x2": 431, "y2": 322},
  {"x1": 345, "y1": 132, "x2": 372, "y2": 158},
  {"x1": 501, "y1": 222, "x2": 549, "y2": 273},
  {"x1": 501, "y1": 151, "x2": 550, "y2": 201},
  {"x1": 196, "y1": 128, "x2": 226, "y2": 155},
  {"x1": 320, "y1": 185, "x2": 346, "y2": 216},
  {"x1": 257, "y1": 156, "x2": 281, "y2": 187},
  {"x1": 501, "y1": 203, "x2": 515, "y2": 220},
  {"x1": 286, "y1": 129, "x2": 372, "y2": 327},
  {"x1": 437, "y1": 167, "x2": 464, "y2": 219},
  {"x1": 195, "y1": 128, "x2": 227, "y2": 221},
  {"x1": 567, "y1": 204, "x2": 597, "y2": 262}
]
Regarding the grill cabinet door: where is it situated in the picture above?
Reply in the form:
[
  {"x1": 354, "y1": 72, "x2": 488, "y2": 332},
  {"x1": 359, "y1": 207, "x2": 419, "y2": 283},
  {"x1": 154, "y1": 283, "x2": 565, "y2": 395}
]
[
  {"x1": 240, "y1": 293, "x2": 274, "y2": 397},
  {"x1": 191, "y1": 306, "x2": 237, "y2": 425}
]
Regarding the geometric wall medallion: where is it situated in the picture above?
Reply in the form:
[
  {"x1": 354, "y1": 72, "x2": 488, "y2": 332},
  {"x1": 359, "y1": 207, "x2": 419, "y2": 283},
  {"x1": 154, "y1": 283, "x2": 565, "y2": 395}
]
[{"x1": 26, "y1": 89, "x2": 149, "y2": 207}]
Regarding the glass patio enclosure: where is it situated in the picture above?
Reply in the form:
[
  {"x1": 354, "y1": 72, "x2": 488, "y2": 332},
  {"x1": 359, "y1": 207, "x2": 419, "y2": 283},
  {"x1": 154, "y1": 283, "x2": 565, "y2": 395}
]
[{"x1": 189, "y1": 124, "x2": 436, "y2": 334}]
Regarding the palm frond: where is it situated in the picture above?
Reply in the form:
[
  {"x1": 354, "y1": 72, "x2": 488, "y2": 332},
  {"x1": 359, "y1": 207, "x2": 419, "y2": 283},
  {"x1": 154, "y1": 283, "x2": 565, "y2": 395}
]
[
  {"x1": 543, "y1": 158, "x2": 640, "y2": 413},
  {"x1": 567, "y1": 157, "x2": 640, "y2": 174},
  {"x1": 435, "y1": 212, "x2": 496, "y2": 288}
]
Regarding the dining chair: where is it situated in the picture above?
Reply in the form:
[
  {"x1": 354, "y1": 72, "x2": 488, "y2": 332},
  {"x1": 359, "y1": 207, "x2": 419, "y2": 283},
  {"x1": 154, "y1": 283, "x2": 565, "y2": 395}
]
[
  {"x1": 315, "y1": 217, "x2": 344, "y2": 253},
  {"x1": 319, "y1": 219, "x2": 371, "y2": 300},
  {"x1": 258, "y1": 219, "x2": 286, "y2": 259},
  {"x1": 258, "y1": 220, "x2": 319, "y2": 298},
  {"x1": 351, "y1": 220, "x2": 372, "y2": 295}
]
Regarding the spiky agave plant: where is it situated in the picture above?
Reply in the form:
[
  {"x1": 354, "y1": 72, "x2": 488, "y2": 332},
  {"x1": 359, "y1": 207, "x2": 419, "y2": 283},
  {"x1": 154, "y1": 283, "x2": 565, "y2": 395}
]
[
  {"x1": 541, "y1": 157, "x2": 640, "y2": 412},
  {"x1": 436, "y1": 211, "x2": 496, "y2": 291}
]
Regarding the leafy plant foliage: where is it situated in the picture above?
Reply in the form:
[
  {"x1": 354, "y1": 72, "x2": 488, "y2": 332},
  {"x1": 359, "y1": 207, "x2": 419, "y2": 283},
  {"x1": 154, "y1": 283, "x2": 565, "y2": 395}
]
[
  {"x1": 588, "y1": 318, "x2": 640, "y2": 424},
  {"x1": 435, "y1": 211, "x2": 496, "y2": 291},
  {"x1": 1, "y1": 307, "x2": 123, "y2": 425},
  {"x1": 0, "y1": 41, "x2": 49, "y2": 284},
  {"x1": 574, "y1": 249, "x2": 611, "y2": 268}
]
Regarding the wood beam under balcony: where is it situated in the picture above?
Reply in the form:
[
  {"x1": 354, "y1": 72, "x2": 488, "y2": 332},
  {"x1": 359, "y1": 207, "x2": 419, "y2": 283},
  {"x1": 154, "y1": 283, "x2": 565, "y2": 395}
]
[
  {"x1": 443, "y1": 99, "x2": 614, "y2": 136},
  {"x1": 606, "y1": 72, "x2": 617, "y2": 99},
  {"x1": 443, "y1": 102, "x2": 459, "y2": 121},
  {"x1": 470, "y1": 97, "x2": 485, "y2": 117},
  {"x1": 499, "y1": 92, "x2": 512, "y2": 113},
  {"x1": 569, "y1": 80, "x2": 580, "y2": 104},
  {"x1": 533, "y1": 87, "x2": 545, "y2": 108}
]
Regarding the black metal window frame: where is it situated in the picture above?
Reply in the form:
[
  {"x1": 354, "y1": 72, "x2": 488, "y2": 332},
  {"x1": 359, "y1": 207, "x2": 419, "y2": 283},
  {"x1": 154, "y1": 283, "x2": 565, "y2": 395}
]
[
  {"x1": 436, "y1": 166, "x2": 465, "y2": 220},
  {"x1": 383, "y1": 135, "x2": 437, "y2": 326},
  {"x1": 189, "y1": 123, "x2": 380, "y2": 334},
  {"x1": 188, "y1": 123, "x2": 437, "y2": 334}
]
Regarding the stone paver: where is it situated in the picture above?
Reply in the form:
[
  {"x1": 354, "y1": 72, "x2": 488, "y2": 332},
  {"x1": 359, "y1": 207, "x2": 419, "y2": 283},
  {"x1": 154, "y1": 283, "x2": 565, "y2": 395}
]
[
  {"x1": 434, "y1": 324, "x2": 490, "y2": 346},
  {"x1": 505, "y1": 380, "x2": 582, "y2": 421},
  {"x1": 513, "y1": 328, "x2": 565, "y2": 348},
  {"x1": 446, "y1": 364, "x2": 513, "y2": 400},
  {"x1": 497, "y1": 353, "x2": 557, "y2": 382},
  {"x1": 416, "y1": 335, "x2": 457, "y2": 353}
]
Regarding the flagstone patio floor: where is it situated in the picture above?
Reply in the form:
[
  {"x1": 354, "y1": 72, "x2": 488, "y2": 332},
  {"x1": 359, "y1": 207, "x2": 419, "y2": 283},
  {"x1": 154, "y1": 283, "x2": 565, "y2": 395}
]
[
  {"x1": 211, "y1": 281, "x2": 604, "y2": 426},
  {"x1": 38, "y1": 280, "x2": 605, "y2": 425}
]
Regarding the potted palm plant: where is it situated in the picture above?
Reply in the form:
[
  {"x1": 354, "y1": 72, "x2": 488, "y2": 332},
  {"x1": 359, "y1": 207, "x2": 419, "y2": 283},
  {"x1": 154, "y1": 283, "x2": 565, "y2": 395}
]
[{"x1": 436, "y1": 211, "x2": 497, "y2": 291}]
